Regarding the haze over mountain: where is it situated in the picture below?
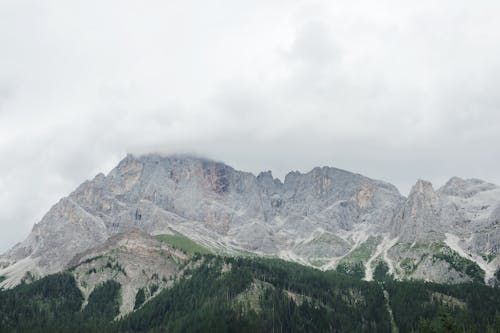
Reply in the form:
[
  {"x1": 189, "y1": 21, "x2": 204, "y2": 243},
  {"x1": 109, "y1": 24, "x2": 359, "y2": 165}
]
[{"x1": 1, "y1": 154, "x2": 499, "y2": 290}]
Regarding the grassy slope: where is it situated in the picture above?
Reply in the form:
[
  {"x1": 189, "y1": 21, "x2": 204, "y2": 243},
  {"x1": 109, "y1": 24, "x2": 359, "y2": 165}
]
[
  {"x1": 335, "y1": 236, "x2": 381, "y2": 278},
  {"x1": 155, "y1": 233, "x2": 212, "y2": 255},
  {"x1": 340, "y1": 236, "x2": 381, "y2": 264}
]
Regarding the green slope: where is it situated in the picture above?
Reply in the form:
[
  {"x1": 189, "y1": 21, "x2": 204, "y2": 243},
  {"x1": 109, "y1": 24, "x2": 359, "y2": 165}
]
[{"x1": 155, "y1": 233, "x2": 212, "y2": 255}]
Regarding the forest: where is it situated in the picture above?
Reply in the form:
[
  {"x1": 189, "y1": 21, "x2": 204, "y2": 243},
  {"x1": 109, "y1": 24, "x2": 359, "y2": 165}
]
[{"x1": 1, "y1": 255, "x2": 499, "y2": 333}]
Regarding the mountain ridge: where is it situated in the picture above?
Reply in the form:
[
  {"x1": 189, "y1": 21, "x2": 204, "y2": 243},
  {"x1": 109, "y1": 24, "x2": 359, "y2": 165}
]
[{"x1": 1, "y1": 153, "x2": 499, "y2": 288}]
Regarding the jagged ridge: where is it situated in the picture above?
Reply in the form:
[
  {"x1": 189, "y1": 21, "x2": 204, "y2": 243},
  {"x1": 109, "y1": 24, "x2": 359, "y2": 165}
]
[{"x1": 1, "y1": 153, "x2": 499, "y2": 287}]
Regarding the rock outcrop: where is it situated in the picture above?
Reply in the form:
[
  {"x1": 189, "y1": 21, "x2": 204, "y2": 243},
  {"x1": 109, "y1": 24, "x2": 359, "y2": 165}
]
[
  {"x1": 1, "y1": 154, "x2": 499, "y2": 287},
  {"x1": 68, "y1": 229, "x2": 189, "y2": 316}
]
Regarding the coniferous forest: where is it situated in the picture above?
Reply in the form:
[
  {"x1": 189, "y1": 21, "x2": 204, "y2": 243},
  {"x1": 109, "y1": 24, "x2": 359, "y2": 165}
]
[{"x1": 1, "y1": 255, "x2": 500, "y2": 333}]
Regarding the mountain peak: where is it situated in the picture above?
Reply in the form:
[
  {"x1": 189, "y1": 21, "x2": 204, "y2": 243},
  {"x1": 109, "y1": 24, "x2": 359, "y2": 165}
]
[
  {"x1": 438, "y1": 176, "x2": 498, "y2": 198},
  {"x1": 122, "y1": 152, "x2": 226, "y2": 165},
  {"x1": 409, "y1": 179, "x2": 435, "y2": 196}
]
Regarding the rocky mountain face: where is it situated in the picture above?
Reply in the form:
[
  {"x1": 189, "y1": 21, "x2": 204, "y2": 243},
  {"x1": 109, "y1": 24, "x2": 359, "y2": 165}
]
[
  {"x1": 387, "y1": 177, "x2": 500, "y2": 283},
  {"x1": 1, "y1": 154, "x2": 499, "y2": 289},
  {"x1": 67, "y1": 229, "x2": 189, "y2": 316}
]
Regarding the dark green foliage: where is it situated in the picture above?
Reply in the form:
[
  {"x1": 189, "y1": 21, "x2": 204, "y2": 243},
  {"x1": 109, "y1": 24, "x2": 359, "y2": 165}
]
[
  {"x1": 417, "y1": 312, "x2": 462, "y2": 333},
  {"x1": 495, "y1": 268, "x2": 500, "y2": 281},
  {"x1": 0, "y1": 273, "x2": 83, "y2": 333},
  {"x1": 118, "y1": 257, "x2": 390, "y2": 332},
  {"x1": 105, "y1": 260, "x2": 127, "y2": 276},
  {"x1": 1, "y1": 256, "x2": 500, "y2": 332},
  {"x1": 83, "y1": 280, "x2": 121, "y2": 322},
  {"x1": 0, "y1": 274, "x2": 122, "y2": 333},
  {"x1": 68, "y1": 255, "x2": 104, "y2": 271},
  {"x1": 386, "y1": 280, "x2": 500, "y2": 332},
  {"x1": 119, "y1": 256, "x2": 254, "y2": 332},
  {"x1": 134, "y1": 288, "x2": 146, "y2": 309},
  {"x1": 481, "y1": 253, "x2": 496, "y2": 263},
  {"x1": 20, "y1": 270, "x2": 37, "y2": 284},
  {"x1": 149, "y1": 284, "x2": 159, "y2": 295},
  {"x1": 433, "y1": 251, "x2": 485, "y2": 283},
  {"x1": 373, "y1": 261, "x2": 390, "y2": 282},
  {"x1": 0, "y1": 275, "x2": 5, "y2": 283},
  {"x1": 335, "y1": 261, "x2": 365, "y2": 279}
]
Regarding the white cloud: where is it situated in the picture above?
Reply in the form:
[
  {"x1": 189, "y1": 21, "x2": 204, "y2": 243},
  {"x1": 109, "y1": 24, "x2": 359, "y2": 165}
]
[{"x1": 1, "y1": 0, "x2": 500, "y2": 251}]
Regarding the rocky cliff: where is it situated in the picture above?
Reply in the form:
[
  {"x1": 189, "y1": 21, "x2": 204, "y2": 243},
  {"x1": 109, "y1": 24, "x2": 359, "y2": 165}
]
[{"x1": 1, "y1": 154, "x2": 499, "y2": 287}]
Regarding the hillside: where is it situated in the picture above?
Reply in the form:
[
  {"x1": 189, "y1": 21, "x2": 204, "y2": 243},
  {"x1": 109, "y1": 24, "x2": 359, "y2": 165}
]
[{"x1": 1, "y1": 254, "x2": 500, "y2": 333}]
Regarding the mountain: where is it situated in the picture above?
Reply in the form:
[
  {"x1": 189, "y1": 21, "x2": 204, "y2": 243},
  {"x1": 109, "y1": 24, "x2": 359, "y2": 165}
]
[{"x1": 1, "y1": 153, "x2": 499, "y2": 288}]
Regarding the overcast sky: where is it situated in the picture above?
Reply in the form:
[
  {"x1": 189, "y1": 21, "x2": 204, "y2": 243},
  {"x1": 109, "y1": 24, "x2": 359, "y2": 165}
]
[{"x1": 1, "y1": 0, "x2": 500, "y2": 252}]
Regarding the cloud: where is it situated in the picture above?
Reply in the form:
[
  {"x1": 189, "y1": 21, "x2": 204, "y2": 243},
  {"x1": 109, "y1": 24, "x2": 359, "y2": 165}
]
[{"x1": 1, "y1": 0, "x2": 500, "y2": 252}]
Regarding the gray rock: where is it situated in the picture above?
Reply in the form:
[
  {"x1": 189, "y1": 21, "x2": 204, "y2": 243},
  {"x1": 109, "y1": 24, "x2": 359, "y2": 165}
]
[
  {"x1": 68, "y1": 229, "x2": 189, "y2": 316},
  {"x1": 1, "y1": 154, "x2": 499, "y2": 287}
]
